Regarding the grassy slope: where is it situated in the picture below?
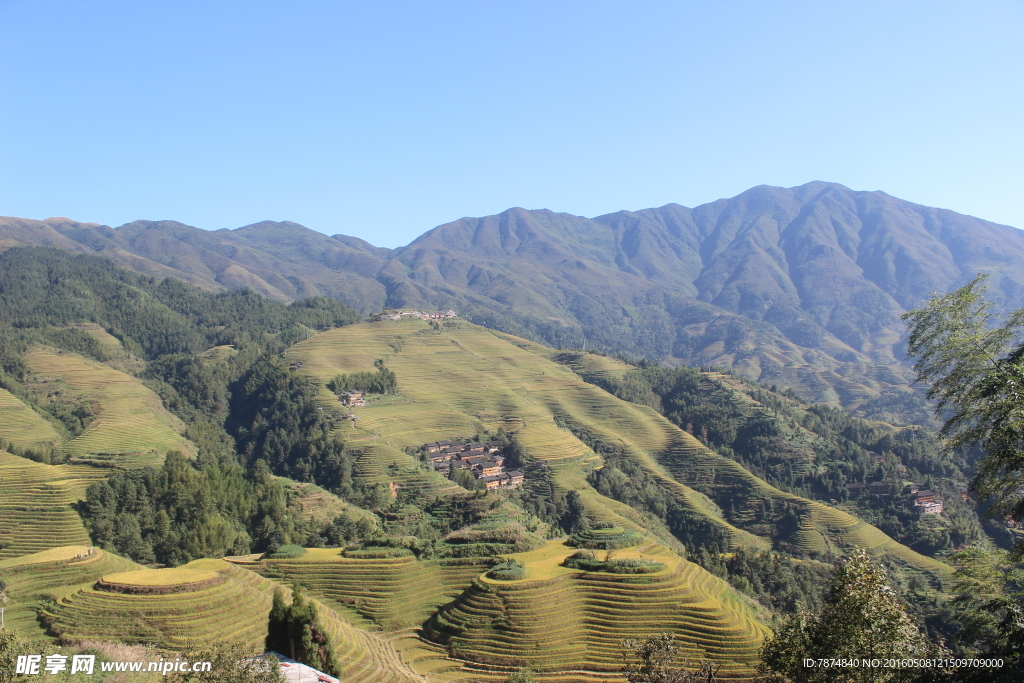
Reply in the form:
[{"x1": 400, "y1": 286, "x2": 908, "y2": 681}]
[
  {"x1": 24, "y1": 347, "x2": 196, "y2": 467},
  {"x1": 288, "y1": 321, "x2": 951, "y2": 582},
  {"x1": 0, "y1": 450, "x2": 110, "y2": 560}
]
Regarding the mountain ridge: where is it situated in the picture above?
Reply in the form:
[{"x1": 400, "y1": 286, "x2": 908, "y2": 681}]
[{"x1": 5, "y1": 181, "x2": 1024, "y2": 417}]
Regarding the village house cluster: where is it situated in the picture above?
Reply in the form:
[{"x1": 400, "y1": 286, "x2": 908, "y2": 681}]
[
  {"x1": 375, "y1": 309, "x2": 458, "y2": 321},
  {"x1": 845, "y1": 480, "x2": 947, "y2": 515},
  {"x1": 422, "y1": 440, "x2": 524, "y2": 490}
]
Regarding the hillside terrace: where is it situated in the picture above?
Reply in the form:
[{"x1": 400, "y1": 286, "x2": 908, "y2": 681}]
[{"x1": 421, "y1": 440, "x2": 524, "y2": 489}]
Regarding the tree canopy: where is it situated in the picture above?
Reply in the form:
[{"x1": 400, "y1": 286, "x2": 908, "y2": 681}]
[
  {"x1": 902, "y1": 275, "x2": 1024, "y2": 547},
  {"x1": 759, "y1": 549, "x2": 942, "y2": 683}
]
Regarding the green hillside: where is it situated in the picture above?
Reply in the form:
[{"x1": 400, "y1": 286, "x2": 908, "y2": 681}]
[
  {"x1": 272, "y1": 318, "x2": 961, "y2": 678},
  {"x1": 286, "y1": 320, "x2": 952, "y2": 569}
]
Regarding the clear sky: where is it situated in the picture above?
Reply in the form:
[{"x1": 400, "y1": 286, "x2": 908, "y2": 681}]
[{"x1": 1, "y1": 1, "x2": 1021, "y2": 248}]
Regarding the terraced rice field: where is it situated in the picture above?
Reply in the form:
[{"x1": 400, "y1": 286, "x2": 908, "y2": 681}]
[
  {"x1": 41, "y1": 558, "x2": 423, "y2": 682},
  {"x1": 421, "y1": 540, "x2": 765, "y2": 681},
  {"x1": 277, "y1": 320, "x2": 954, "y2": 678},
  {"x1": 0, "y1": 450, "x2": 109, "y2": 560},
  {"x1": 288, "y1": 321, "x2": 953, "y2": 564},
  {"x1": 0, "y1": 388, "x2": 61, "y2": 450},
  {"x1": 0, "y1": 547, "x2": 142, "y2": 643},
  {"x1": 651, "y1": 429, "x2": 953, "y2": 581},
  {"x1": 283, "y1": 322, "x2": 772, "y2": 677},
  {"x1": 43, "y1": 559, "x2": 285, "y2": 649},
  {"x1": 244, "y1": 550, "x2": 491, "y2": 633},
  {"x1": 24, "y1": 347, "x2": 196, "y2": 467}
]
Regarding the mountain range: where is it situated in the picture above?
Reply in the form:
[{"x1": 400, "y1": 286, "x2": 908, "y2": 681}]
[{"x1": 5, "y1": 180, "x2": 1024, "y2": 420}]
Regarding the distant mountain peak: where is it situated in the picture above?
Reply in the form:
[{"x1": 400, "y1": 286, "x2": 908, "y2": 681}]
[{"x1": 4, "y1": 183, "x2": 1024, "y2": 414}]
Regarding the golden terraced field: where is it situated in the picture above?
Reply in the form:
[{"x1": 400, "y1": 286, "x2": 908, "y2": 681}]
[
  {"x1": 283, "y1": 320, "x2": 775, "y2": 679},
  {"x1": 24, "y1": 347, "x2": 196, "y2": 467},
  {"x1": 0, "y1": 387, "x2": 61, "y2": 450},
  {"x1": 40, "y1": 558, "x2": 424, "y2": 682},
  {"x1": 0, "y1": 450, "x2": 109, "y2": 560}
]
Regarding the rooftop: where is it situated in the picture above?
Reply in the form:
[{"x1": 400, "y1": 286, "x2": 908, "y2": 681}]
[{"x1": 262, "y1": 653, "x2": 338, "y2": 683}]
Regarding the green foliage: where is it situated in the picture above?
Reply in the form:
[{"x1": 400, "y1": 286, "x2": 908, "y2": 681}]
[
  {"x1": 621, "y1": 633, "x2": 718, "y2": 683},
  {"x1": 81, "y1": 452, "x2": 294, "y2": 564},
  {"x1": 487, "y1": 559, "x2": 527, "y2": 581},
  {"x1": 227, "y1": 355, "x2": 362, "y2": 495},
  {"x1": 325, "y1": 362, "x2": 398, "y2": 396},
  {"x1": 504, "y1": 668, "x2": 537, "y2": 683},
  {"x1": 567, "y1": 526, "x2": 642, "y2": 550},
  {"x1": 169, "y1": 643, "x2": 284, "y2": 683},
  {"x1": 267, "y1": 545, "x2": 306, "y2": 559},
  {"x1": 265, "y1": 586, "x2": 338, "y2": 676},
  {"x1": 316, "y1": 515, "x2": 377, "y2": 548},
  {"x1": 563, "y1": 551, "x2": 665, "y2": 574},
  {"x1": 0, "y1": 628, "x2": 19, "y2": 683},
  {"x1": 759, "y1": 549, "x2": 946, "y2": 682},
  {"x1": 903, "y1": 275, "x2": 1024, "y2": 541},
  {"x1": 580, "y1": 365, "x2": 987, "y2": 556},
  {"x1": 0, "y1": 247, "x2": 358, "y2": 361},
  {"x1": 944, "y1": 548, "x2": 1024, "y2": 676},
  {"x1": 721, "y1": 548, "x2": 831, "y2": 614},
  {"x1": 450, "y1": 466, "x2": 484, "y2": 491}
]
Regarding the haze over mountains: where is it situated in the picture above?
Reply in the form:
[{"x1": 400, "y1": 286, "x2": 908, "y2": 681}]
[{"x1": 5, "y1": 181, "x2": 1024, "y2": 420}]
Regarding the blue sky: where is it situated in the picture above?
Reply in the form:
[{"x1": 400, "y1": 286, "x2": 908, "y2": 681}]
[{"x1": 1, "y1": 0, "x2": 1021, "y2": 248}]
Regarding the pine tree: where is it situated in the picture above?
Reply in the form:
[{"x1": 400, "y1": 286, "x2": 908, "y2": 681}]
[{"x1": 266, "y1": 588, "x2": 288, "y2": 654}]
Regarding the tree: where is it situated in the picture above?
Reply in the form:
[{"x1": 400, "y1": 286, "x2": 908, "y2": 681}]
[
  {"x1": 943, "y1": 548, "x2": 1023, "y2": 682},
  {"x1": 266, "y1": 588, "x2": 289, "y2": 654},
  {"x1": 0, "y1": 628, "x2": 20, "y2": 683},
  {"x1": 265, "y1": 585, "x2": 339, "y2": 677},
  {"x1": 902, "y1": 275, "x2": 1024, "y2": 545},
  {"x1": 759, "y1": 549, "x2": 943, "y2": 683},
  {"x1": 621, "y1": 633, "x2": 718, "y2": 683}
]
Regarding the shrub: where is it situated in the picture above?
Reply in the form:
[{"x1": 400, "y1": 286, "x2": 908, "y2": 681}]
[
  {"x1": 562, "y1": 552, "x2": 665, "y2": 574},
  {"x1": 487, "y1": 560, "x2": 527, "y2": 581},
  {"x1": 342, "y1": 547, "x2": 414, "y2": 559},
  {"x1": 566, "y1": 526, "x2": 642, "y2": 550},
  {"x1": 267, "y1": 545, "x2": 306, "y2": 559}
]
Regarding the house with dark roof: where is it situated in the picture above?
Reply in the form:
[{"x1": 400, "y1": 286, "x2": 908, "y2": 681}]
[{"x1": 869, "y1": 481, "x2": 890, "y2": 498}]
